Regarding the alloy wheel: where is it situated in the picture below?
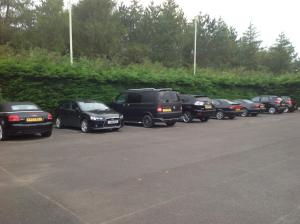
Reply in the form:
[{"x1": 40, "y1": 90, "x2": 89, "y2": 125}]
[
  {"x1": 241, "y1": 109, "x2": 248, "y2": 117},
  {"x1": 81, "y1": 120, "x2": 89, "y2": 133},
  {"x1": 269, "y1": 107, "x2": 276, "y2": 114},
  {"x1": 216, "y1": 111, "x2": 224, "y2": 120},
  {"x1": 142, "y1": 115, "x2": 153, "y2": 128},
  {"x1": 182, "y1": 112, "x2": 192, "y2": 123},
  {"x1": 0, "y1": 125, "x2": 3, "y2": 140}
]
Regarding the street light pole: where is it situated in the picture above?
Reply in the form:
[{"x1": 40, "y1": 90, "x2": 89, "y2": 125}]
[
  {"x1": 69, "y1": 0, "x2": 73, "y2": 65},
  {"x1": 193, "y1": 16, "x2": 197, "y2": 75}
]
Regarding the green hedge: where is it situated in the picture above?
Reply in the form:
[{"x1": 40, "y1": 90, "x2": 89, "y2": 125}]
[{"x1": 0, "y1": 52, "x2": 300, "y2": 112}]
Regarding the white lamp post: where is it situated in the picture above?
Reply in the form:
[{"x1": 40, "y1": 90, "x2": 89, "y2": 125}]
[{"x1": 69, "y1": 0, "x2": 73, "y2": 65}]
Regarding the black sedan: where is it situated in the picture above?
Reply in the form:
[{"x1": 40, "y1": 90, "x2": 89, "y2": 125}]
[
  {"x1": 55, "y1": 100, "x2": 124, "y2": 133},
  {"x1": 233, "y1": 99, "x2": 264, "y2": 117},
  {"x1": 0, "y1": 102, "x2": 53, "y2": 141},
  {"x1": 212, "y1": 99, "x2": 242, "y2": 120},
  {"x1": 179, "y1": 94, "x2": 215, "y2": 123}
]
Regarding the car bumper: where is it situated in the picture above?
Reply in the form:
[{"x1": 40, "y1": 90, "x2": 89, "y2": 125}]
[
  {"x1": 154, "y1": 112, "x2": 181, "y2": 122},
  {"x1": 88, "y1": 119, "x2": 124, "y2": 130},
  {"x1": 193, "y1": 109, "x2": 216, "y2": 118},
  {"x1": 224, "y1": 111, "x2": 243, "y2": 116},
  {"x1": 5, "y1": 122, "x2": 53, "y2": 135},
  {"x1": 248, "y1": 109, "x2": 261, "y2": 114}
]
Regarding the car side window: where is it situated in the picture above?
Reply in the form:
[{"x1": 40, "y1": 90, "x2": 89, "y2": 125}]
[
  {"x1": 115, "y1": 94, "x2": 127, "y2": 104},
  {"x1": 252, "y1": 97, "x2": 260, "y2": 102},
  {"x1": 127, "y1": 93, "x2": 142, "y2": 104},
  {"x1": 60, "y1": 102, "x2": 71, "y2": 110},
  {"x1": 212, "y1": 100, "x2": 220, "y2": 106},
  {"x1": 261, "y1": 96, "x2": 269, "y2": 102},
  {"x1": 141, "y1": 92, "x2": 155, "y2": 103},
  {"x1": 71, "y1": 102, "x2": 79, "y2": 110}
]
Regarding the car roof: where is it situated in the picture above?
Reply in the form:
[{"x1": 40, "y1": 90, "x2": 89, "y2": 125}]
[
  {"x1": 0, "y1": 102, "x2": 38, "y2": 112},
  {"x1": 126, "y1": 88, "x2": 172, "y2": 92}
]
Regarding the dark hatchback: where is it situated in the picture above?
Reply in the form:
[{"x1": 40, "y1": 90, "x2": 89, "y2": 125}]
[
  {"x1": 212, "y1": 99, "x2": 242, "y2": 120},
  {"x1": 281, "y1": 96, "x2": 297, "y2": 112},
  {"x1": 111, "y1": 88, "x2": 182, "y2": 128},
  {"x1": 252, "y1": 95, "x2": 286, "y2": 114},
  {"x1": 0, "y1": 102, "x2": 53, "y2": 141},
  {"x1": 233, "y1": 99, "x2": 264, "y2": 117},
  {"x1": 179, "y1": 94, "x2": 215, "y2": 123},
  {"x1": 55, "y1": 100, "x2": 124, "y2": 133}
]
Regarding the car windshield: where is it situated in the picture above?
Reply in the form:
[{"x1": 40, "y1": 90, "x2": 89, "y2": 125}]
[
  {"x1": 242, "y1": 100, "x2": 254, "y2": 104},
  {"x1": 196, "y1": 97, "x2": 211, "y2": 103},
  {"x1": 11, "y1": 104, "x2": 39, "y2": 111},
  {"x1": 78, "y1": 102, "x2": 109, "y2": 112},
  {"x1": 159, "y1": 91, "x2": 180, "y2": 103},
  {"x1": 222, "y1": 99, "x2": 236, "y2": 104}
]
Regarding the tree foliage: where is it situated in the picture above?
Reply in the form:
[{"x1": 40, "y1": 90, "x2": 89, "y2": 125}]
[{"x1": 0, "y1": 0, "x2": 299, "y2": 73}]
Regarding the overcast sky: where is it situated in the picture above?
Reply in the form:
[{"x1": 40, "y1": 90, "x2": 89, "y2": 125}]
[{"x1": 68, "y1": 0, "x2": 300, "y2": 54}]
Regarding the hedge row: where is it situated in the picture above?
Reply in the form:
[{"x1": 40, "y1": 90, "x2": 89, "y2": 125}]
[{"x1": 1, "y1": 53, "x2": 300, "y2": 112}]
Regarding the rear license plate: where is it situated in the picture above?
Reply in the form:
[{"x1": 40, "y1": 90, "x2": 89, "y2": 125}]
[
  {"x1": 26, "y1": 117, "x2": 43, "y2": 122},
  {"x1": 107, "y1": 120, "x2": 119, "y2": 125},
  {"x1": 205, "y1": 105, "x2": 212, "y2": 109},
  {"x1": 235, "y1": 109, "x2": 241, "y2": 111},
  {"x1": 163, "y1": 108, "x2": 172, "y2": 112}
]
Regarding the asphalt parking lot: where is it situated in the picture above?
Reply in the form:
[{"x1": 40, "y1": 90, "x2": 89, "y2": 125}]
[{"x1": 1, "y1": 112, "x2": 300, "y2": 224}]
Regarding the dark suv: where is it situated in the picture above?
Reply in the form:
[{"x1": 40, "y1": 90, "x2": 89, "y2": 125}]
[
  {"x1": 252, "y1": 95, "x2": 286, "y2": 114},
  {"x1": 111, "y1": 88, "x2": 182, "y2": 128},
  {"x1": 179, "y1": 94, "x2": 215, "y2": 123}
]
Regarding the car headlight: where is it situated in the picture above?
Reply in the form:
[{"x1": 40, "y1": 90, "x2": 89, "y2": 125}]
[
  {"x1": 90, "y1": 116, "x2": 104, "y2": 121},
  {"x1": 120, "y1": 114, "x2": 124, "y2": 119},
  {"x1": 194, "y1": 101, "x2": 204, "y2": 106}
]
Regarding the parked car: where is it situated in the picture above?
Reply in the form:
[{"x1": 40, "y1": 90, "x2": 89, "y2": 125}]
[
  {"x1": 55, "y1": 100, "x2": 124, "y2": 133},
  {"x1": 0, "y1": 102, "x2": 53, "y2": 141},
  {"x1": 251, "y1": 95, "x2": 286, "y2": 114},
  {"x1": 111, "y1": 88, "x2": 182, "y2": 128},
  {"x1": 281, "y1": 96, "x2": 297, "y2": 112},
  {"x1": 211, "y1": 99, "x2": 242, "y2": 120},
  {"x1": 233, "y1": 99, "x2": 264, "y2": 117},
  {"x1": 179, "y1": 94, "x2": 215, "y2": 123}
]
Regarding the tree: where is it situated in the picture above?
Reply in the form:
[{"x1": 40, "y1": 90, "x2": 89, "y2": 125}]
[
  {"x1": 73, "y1": 0, "x2": 123, "y2": 58},
  {"x1": 30, "y1": 0, "x2": 68, "y2": 52},
  {"x1": 238, "y1": 23, "x2": 262, "y2": 70},
  {"x1": 264, "y1": 33, "x2": 297, "y2": 74}
]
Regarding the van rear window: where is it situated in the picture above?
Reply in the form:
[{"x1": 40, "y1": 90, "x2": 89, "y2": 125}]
[{"x1": 159, "y1": 91, "x2": 180, "y2": 103}]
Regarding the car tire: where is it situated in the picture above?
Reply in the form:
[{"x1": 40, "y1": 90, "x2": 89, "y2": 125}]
[
  {"x1": 252, "y1": 113, "x2": 258, "y2": 117},
  {"x1": 200, "y1": 117, "x2": 209, "y2": 122},
  {"x1": 181, "y1": 111, "x2": 193, "y2": 123},
  {"x1": 55, "y1": 117, "x2": 64, "y2": 129},
  {"x1": 81, "y1": 119, "x2": 90, "y2": 133},
  {"x1": 166, "y1": 121, "x2": 176, "y2": 127},
  {"x1": 216, "y1": 111, "x2": 224, "y2": 120},
  {"x1": 112, "y1": 128, "x2": 120, "y2": 131},
  {"x1": 241, "y1": 108, "x2": 249, "y2": 117},
  {"x1": 142, "y1": 115, "x2": 154, "y2": 128},
  {"x1": 0, "y1": 124, "x2": 8, "y2": 141},
  {"x1": 41, "y1": 129, "x2": 52, "y2": 138},
  {"x1": 268, "y1": 107, "x2": 276, "y2": 114}
]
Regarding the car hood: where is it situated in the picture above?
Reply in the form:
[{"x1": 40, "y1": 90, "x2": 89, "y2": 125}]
[{"x1": 85, "y1": 110, "x2": 121, "y2": 118}]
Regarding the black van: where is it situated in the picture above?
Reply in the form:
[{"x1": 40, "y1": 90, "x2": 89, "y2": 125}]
[{"x1": 111, "y1": 88, "x2": 182, "y2": 128}]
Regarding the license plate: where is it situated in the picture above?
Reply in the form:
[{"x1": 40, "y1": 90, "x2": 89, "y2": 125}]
[
  {"x1": 107, "y1": 120, "x2": 119, "y2": 125},
  {"x1": 235, "y1": 109, "x2": 241, "y2": 111},
  {"x1": 26, "y1": 117, "x2": 43, "y2": 122},
  {"x1": 205, "y1": 105, "x2": 212, "y2": 109},
  {"x1": 163, "y1": 108, "x2": 172, "y2": 112}
]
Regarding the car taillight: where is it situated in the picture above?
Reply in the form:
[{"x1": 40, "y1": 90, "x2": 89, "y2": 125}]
[
  {"x1": 8, "y1": 114, "x2": 21, "y2": 122},
  {"x1": 286, "y1": 99, "x2": 292, "y2": 105},
  {"x1": 157, "y1": 106, "x2": 163, "y2": 113},
  {"x1": 47, "y1": 113, "x2": 53, "y2": 120}
]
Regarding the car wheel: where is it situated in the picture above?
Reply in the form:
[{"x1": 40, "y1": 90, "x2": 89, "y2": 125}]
[
  {"x1": 166, "y1": 121, "x2": 176, "y2": 127},
  {"x1": 0, "y1": 124, "x2": 8, "y2": 141},
  {"x1": 229, "y1": 115, "x2": 236, "y2": 119},
  {"x1": 252, "y1": 113, "x2": 258, "y2": 117},
  {"x1": 81, "y1": 119, "x2": 90, "y2": 133},
  {"x1": 200, "y1": 117, "x2": 209, "y2": 122},
  {"x1": 181, "y1": 111, "x2": 193, "y2": 123},
  {"x1": 142, "y1": 115, "x2": 154, "y2": 128},
  {"x1": 283, "y1": 107, "x2": 289, "y2": 113},
  {"x1": 216, "y1": 111, "x2": 224, "y2": 120},
  {"x1": 112, "y1": 128, "x2": 120, "y2": 131},
  {"x1": 55, "y1": 117, "x2": 64, "y2": 129},
  {"x1": 41, "y1": 129, "x2": 52, "y2": 138},
  {"x1": 241, "y1": 108, "x2": 249, "y2": 117},
  {"x1": 268, "y1": 107, "x2": 276, "y2": 114}
]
